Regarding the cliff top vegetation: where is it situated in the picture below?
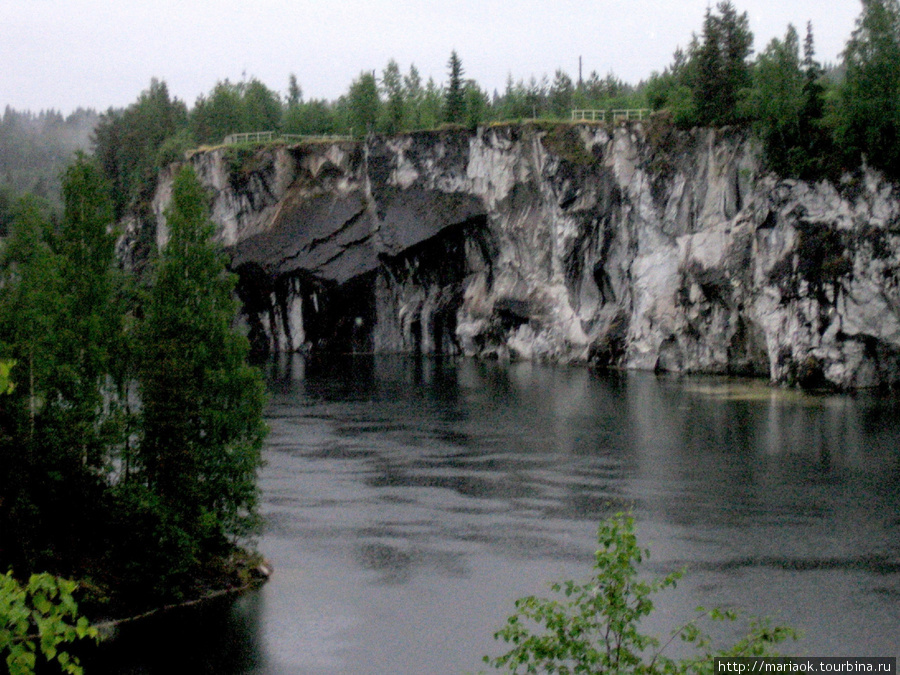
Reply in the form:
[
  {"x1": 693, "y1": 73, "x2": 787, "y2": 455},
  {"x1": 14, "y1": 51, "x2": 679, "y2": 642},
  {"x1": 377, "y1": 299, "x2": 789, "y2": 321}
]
[{"x1": 3, "y1": 0, "x2": 900, "y2": 225}]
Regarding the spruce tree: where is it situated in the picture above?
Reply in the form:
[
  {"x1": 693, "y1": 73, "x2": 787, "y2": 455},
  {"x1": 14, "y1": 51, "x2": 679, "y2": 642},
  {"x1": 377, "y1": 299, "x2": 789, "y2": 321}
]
[
  {"x1": 136, "y1": 166, "x2": 265, "y2": 576},
  {"x1": 444, "y1": 51, "x2": 466, "y2": 124},
  {"x1": 690, "y1": 1, "x2": 753, "y2": 126}
]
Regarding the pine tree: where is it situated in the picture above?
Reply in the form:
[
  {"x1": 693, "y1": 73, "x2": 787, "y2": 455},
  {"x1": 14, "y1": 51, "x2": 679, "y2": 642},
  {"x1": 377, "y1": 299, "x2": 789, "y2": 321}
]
[{"x1": 549, "y1": 69, "x2": 575, "y2": 118}]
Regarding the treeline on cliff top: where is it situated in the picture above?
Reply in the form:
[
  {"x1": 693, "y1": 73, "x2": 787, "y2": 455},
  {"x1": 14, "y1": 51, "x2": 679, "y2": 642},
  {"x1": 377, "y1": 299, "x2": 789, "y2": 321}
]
[{"x1": 3, "y1": 0, "x2": 900, "y2": 228}]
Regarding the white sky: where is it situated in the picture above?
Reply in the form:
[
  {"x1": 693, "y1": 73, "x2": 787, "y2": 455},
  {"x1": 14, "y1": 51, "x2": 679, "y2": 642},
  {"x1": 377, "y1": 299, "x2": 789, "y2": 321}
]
[{"x1": 3, "y1": 0, "x2": 862, "y2": 114}]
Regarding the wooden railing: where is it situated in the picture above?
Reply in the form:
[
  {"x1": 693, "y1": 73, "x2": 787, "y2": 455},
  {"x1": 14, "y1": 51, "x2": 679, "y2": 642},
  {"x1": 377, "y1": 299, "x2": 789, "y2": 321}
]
[
  {"x1": 223, "y1": 131, "x2": 353, "y2": 145},
  {"x1": 223, "y1": 131, "x2": 276, "y2": 145},
  {"x1": 570, "y1": 109, "x2": 652, "y2": 122}
]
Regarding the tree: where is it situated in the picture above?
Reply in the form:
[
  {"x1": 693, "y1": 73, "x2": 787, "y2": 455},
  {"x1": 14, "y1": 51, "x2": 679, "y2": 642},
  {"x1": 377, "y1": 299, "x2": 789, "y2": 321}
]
[
  {"x1": 190, "y1": 80, "x2": 245, "y2": 145},
  {"x1": 464, "y1": 80, "x2": 490, "y2": 128},
  {"x1": 1, "y1": 571, "x2": 97, "y2": 675},
  {"x1": 403, "y1": 64, "x2": 425, "y2": 129},
  {"x1": 444, "y1": 51, "x2": 466, "y2": 124},
  {"x1": 92, "y1": 79, "x2": 188, "y2": 218},
  {"x1": 0, "y1": 158, "x2": 122, "y2": 575},
  {"x1": 242, "y1": 78, "x2": 282, "y2": 133},
  {"x1": 745, "y1": 23, "x2": 837, "y2": 178},
  {"x1": 380, "y1": 59, "x2": 405, "y2": 134},
  {"x1": 486, "y1": 513, "x2": 797, "y2": 674},
  {"x1": 745, "y1": 26, "x2": 807, "y2": 174},
  {"x1": 797, "y1": 23, "x2": 837, "y2": 177},
  {"x1": 55, "y1": 154, "x2": 123, "y2": 469},
  {"x1": 283, "y1": 99, "x2": 336, "y2": 136},
  {"x1": 549, "y1": 69, "x2": 575, "y2": 118},
  {"x1": 836, "y1": 0, "x2": 900, "y2": 176},
  {"x1": 346, "y1": 71, "x2": 381, "y2": 137},
  {"x1": 497, "y1": 74, "x2": 530, "y2": 120},
  {"x1": 0, "y1": 198, "x2": 65, "y2": 573},
  {"x1": 690, "y1": 1, "x2": 753, "y2": 126},
  {"x1": 421, "y1": 77, "x2": 444, "y2": 129},
  {"x1": 287, "y1": 74, "x2": 303, "y2": 109},
  {"x1": 135, "y1": 166, "x2": 266, "y2": 595},
  {"x1": 524, "y1": 75, "x2": 549, "y2": 119},
  {"x1": 0, "y1": 197, "x2": 61, "y2": 431}
]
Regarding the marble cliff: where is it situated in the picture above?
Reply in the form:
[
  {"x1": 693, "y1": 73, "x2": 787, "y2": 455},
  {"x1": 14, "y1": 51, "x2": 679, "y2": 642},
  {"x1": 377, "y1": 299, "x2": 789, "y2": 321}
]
[{"x1": 141, "y1": 122, "x2": 900, "y2": 389}]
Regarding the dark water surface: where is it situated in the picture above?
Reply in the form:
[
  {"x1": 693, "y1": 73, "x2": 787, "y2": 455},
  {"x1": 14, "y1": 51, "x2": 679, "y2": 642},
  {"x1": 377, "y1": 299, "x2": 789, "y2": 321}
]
[{"x1": 91, "y1": 355, "x2": 900, "y2": 673}]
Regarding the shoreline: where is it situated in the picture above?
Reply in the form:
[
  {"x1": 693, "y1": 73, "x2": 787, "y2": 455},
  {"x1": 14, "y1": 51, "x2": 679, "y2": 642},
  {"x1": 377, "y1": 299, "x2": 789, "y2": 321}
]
[{"x1": 90, "y1": 558, "x2": 272, "y2": 641}]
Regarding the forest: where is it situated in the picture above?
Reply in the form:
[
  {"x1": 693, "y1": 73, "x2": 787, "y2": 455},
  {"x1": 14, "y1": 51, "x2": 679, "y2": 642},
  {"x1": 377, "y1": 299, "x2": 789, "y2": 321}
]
[
  {"x1": 2, "y1": 0, "x2": 900, "y2": 672},
  {"x1": 0, "y1": 157, "x2": 267, "y2": 673}
]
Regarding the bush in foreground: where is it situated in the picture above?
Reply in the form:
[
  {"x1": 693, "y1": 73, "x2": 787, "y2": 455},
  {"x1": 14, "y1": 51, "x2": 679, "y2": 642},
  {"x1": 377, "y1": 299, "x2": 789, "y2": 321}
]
[{"x1": 485, "y1": 513, "x2": 796, "y2": 674}]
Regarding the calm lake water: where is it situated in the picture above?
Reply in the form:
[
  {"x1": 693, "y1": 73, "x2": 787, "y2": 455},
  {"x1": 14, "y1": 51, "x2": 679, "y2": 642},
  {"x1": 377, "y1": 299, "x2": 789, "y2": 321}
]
[{"x1": 91, "y1": 355, "x2": 900, "y2": 673}]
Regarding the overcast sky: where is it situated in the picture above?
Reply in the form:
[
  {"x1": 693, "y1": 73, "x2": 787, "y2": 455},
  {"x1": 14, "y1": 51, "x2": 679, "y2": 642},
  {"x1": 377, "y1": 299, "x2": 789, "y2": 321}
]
[{"x1": 4, "y1": 0, "x2": 862, "y2": 115}]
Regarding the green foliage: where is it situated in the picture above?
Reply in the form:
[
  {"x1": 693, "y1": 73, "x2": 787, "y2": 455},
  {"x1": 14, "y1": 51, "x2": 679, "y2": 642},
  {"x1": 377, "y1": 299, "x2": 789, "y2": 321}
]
[
  {"x1": 444, "y1": 51, "x2": 466, "y2": 124},
  {"x1": 690, "y1": 1, "x2": 754, "y2": 127},
  {"x1": 1, "y1": 156, "x2": 266, "y2": 614},
  {"x1": 282, "y1": 98, "x2": 336, "y2": 136},
  {"x1": 54, "y1": 154, "x2": 123, "y2": 470},
  {"x1": 0, "y1": 194, "x2": 85, "y2": 574},
  {"x1": 190, "y1": 80, "x2": 244, "y2": 144},
  {"x1": 402, "y1": 65, "x2": 426, "y2": 130},
  {"x1": 646, "y1": 3, "x2": 753, "y2": 129},
  {"x1": 420, "y1": 77, "x2": 445, "y2": 130},
  {"x1": 485, "y1": 513, "x2": 796, "y2": 674},
  {"x1": 465, "y1": 81, "x2": 491, "y2": 129},
  {"x1": 744, "y1": 24, "x2": 837, "y2": 178},
  {"x1": 346, "y1": 71, "x2": 381, "y2": 137},
  {"x1": 836, "y1": 0, "x2": 900, "y2": 176},
  {"x1": 745, "y1": 26, "x2": 807, "y2": 174},
  {"x1": 380, "y1": 59, "x2": 406, "y2": 135},
  {"x1": 0, "y1": 359, "x2": 15, "y2": 394},
  {"x1": 0, "y1": 157, "x2": 127, "y2": 587},
  {"x1": 549, "y1": 70, "x2": 575, "y2": 118},
  {"x1": 242, "y1": 79, "x2": 282, "y2": 133},
  {"x1": 92, "y1": 78, "x2": 189, "y2": 218},
  {"x1": 134, "y1": 166, "x2": 266, "y2": 597},
  {"x1": 155, "y1": 128, "x2": 196, "y2": 167},
  {"x1": 0, "y1": 571, "x2": 98, "y2": 675},
  {"x1": 189, "y1": 77, "x2": 282, "y2": 145}
]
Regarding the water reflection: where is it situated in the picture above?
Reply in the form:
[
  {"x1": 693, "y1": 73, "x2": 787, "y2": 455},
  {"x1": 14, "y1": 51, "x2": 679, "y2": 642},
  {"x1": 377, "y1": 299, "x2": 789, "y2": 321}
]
[
  {"x1": 91, "y1": 355, "x2": 900, "y2": 673},
  {"x1": 86, "y1": 592, "x2": 265, "y2": 674}
]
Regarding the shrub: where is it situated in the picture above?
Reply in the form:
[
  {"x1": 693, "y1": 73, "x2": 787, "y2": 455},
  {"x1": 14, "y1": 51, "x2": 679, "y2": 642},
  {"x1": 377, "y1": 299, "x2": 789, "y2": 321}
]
[
  {"x1": 0, "y1": 571, "x2": 98, "y2": 675},
  {"x1": 485, "y1": 513, "x2": 796, "y2": 674}
]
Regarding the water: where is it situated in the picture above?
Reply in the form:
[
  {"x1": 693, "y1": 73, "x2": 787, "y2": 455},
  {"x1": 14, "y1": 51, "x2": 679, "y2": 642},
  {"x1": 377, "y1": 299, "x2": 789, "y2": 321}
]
[{"x1": 90, "y1": 355, "x2": 900, "y2": 673}]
